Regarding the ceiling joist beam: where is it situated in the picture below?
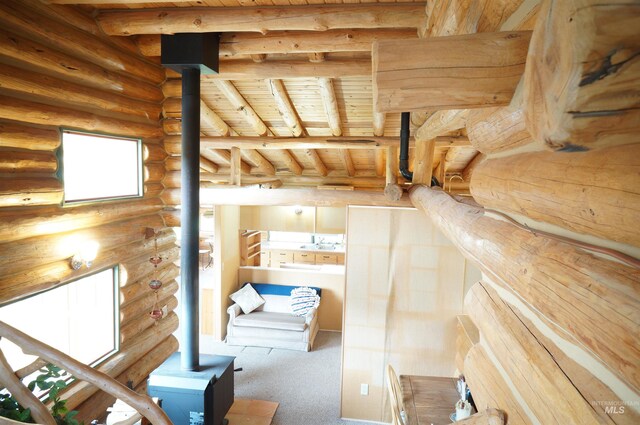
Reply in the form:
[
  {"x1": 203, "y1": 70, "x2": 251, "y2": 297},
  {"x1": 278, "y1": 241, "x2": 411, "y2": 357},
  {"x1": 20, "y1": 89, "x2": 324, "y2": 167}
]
[
  {"x1": 266, "y1": 79, "x2": 304, "y2": 137},
  {"x1": 242, "y1": 149, "x2": 276, "y2": 176},
  {"x1": 200, "y1": 187, "x2": 412, "y2": 208},
  {"x1": 305, "y1": 149, "x2": 328, "y2": 177},
  {"x1": 97, "y1": 4, "x2": 426, "y2": 36},
  {"x1": 201, "y1": 148, "x2": 252, "y2": 175},
  {"x1": 278, "y1": 150, "x2": 304, "y2": 176},
  {"x1": 200, "y1": 99, "x2": 231, "y2": 136},
  {"x1": 317, "y1": 78, "x2": 342, "y2": 137},
  {"x1": 164, "y1": 135, "x2": 470, "y2": 152},
  {"x1": 373, "y1": 111, "x2": 386, "y2": 137},
  {"x1": 199, "y1": 156, "x2": 219, "y2": 174},
  {"x1": 214, "y1": 80, "x2": 268, "y2": 136},
  {"x1": 340, "y1": 149, "x2": 356, "y2": 177},
  {"x1": 136, "y1": 29, "x2": 418, "y2": 57},
  {"x1": 200, "y1": 173, "x2": 387, "y2": 189}
]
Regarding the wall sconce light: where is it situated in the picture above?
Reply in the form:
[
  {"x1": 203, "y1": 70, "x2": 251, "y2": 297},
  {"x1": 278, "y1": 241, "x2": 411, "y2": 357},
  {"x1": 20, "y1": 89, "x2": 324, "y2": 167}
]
[
  {"x1": 70, "y1": 240, "x2": 99, "y2": 270},
  {"x1": 294, "y1": 206, "x2": 303, "y2": 215}
]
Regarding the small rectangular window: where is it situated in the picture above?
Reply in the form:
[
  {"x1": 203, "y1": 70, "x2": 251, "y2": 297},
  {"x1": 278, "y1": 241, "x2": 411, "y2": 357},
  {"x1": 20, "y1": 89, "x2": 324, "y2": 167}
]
[
  {"x1": 62, "y1": 130, "x2": 142, "y2": 203},
  {"x1": 0, "y1": 267, "x2": 119, "y2": 370}
]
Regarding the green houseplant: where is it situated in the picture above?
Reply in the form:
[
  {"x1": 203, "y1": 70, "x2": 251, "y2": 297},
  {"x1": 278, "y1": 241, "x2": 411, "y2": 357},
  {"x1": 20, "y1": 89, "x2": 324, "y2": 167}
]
[{"x1": 0, "y1": 364, "x2": 82, "y2": 425}]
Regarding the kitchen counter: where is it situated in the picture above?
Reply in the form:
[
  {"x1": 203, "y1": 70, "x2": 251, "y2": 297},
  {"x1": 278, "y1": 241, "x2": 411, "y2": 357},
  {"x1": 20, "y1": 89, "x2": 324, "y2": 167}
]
[{"x1": 261, "y1": 241, "x2": 346, "y2": 254}]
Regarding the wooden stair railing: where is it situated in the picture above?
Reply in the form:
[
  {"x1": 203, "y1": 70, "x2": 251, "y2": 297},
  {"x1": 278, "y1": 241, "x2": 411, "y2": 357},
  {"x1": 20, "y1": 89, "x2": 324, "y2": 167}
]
[{"x1": 0, "y1": 320, "x2": 172, "y2": 425}]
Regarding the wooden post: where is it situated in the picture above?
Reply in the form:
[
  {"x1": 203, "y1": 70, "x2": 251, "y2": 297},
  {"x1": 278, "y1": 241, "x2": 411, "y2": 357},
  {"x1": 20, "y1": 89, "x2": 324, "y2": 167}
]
[
  {"x1": 412, "y1": 139, "x2": 436, "y2": 185},
  {"x1": 373, "y1": 111, "x2": 386, "y2": 137},
  {"x1": 523, "y1": 0, "x2": 640, "y2": 151},
  {"x1": 373, "y1": 31, "x2": 532, "y2": 113},
  {"x1": 230, "y1": 147, "x2": 242, "y2": 186},
  {"x1": 384, "y1": 146, "x2": 402, "y2": 201}
]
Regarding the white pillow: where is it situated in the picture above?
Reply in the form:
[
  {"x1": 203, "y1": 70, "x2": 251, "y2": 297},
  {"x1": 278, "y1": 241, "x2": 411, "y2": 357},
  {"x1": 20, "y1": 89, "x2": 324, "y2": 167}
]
[
  {"x1": 229, "y1": 284, "x2": 265, "y2": 314},
  {"x1": 290, "y1": 287, "x2": 320, "y2": 316}
]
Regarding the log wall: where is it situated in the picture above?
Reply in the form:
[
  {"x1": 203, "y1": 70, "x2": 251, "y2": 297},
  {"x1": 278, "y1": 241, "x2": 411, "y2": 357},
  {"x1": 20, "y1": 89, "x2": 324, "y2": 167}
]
[
  {"x1": 410, "y1": 1, "x2": 640, "y2": 423},
  {"x1": 0, "y1": 2, "x2": 175, "y2": 421}
]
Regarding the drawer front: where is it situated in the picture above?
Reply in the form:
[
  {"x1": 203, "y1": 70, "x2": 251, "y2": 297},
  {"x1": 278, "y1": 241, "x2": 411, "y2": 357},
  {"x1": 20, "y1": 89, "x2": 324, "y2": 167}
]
[
  {"x1": 316, "y1": 253, "x2": 338, "y2": 264},
  {"x1": 259, "y1": 251, "x2": 270, "y2": 267},
  {"x1": 294, "y1": 252, "x2": 315, "y2": 264},
  {"x1": 271, "y1": 250, "x2": 293, "y2": 263}
]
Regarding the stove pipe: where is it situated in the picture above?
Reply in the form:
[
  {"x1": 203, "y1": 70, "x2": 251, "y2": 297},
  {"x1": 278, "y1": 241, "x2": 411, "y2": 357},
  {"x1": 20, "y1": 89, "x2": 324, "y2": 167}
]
[
  {"x1": 180, "y1": 68, "x2": 200, "y2": 371},
  {"x1": 161, "y1": 33, "x2": 220, "y2": 372}
]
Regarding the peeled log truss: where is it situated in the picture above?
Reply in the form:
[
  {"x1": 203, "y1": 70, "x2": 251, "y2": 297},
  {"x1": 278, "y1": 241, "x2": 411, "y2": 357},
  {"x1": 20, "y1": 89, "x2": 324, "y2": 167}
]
[{"x1": 64, "y1": 0, "x2": 546, "y2": 201}]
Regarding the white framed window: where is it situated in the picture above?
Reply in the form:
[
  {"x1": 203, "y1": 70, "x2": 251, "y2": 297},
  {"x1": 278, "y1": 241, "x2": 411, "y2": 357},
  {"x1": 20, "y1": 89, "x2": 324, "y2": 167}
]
[
  {"x1": 61, "y1": 130, "x2": 142, "y2": 204},
  {"x1": 0, "y1": 267, "x2": 120, "y2": 371}
]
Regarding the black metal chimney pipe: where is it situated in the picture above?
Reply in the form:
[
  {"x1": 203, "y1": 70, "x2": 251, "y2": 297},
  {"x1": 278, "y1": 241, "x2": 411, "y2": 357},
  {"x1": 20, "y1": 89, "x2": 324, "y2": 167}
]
[
  {"x1": 180, "y1": 67, "x2": 200, "y2": 371},
  {"x1": 399, "y1": 112, "x2": 413, "y2": 181}
]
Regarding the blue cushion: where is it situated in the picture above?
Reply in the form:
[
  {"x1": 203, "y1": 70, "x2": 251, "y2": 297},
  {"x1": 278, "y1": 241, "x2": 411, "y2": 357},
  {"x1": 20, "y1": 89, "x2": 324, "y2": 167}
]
[{"x1": 243, "y1": 282, "x2": 322, "y2": 298}]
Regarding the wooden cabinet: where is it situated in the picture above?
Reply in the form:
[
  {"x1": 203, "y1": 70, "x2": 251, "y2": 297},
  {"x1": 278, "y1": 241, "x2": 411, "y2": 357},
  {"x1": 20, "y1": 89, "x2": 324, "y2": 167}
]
[
  {"x1": 316, "y1": 253, "x2": 338, "y2": 264},
  {"x1": 271, "y1": 250, "x2": 294, "y2": 267},
  {"x1": 261, "y1": 248, "x2": 345, "y2": 267},
  {"x1": 240, "y1": 230, "x2": 262, "y2": 266},
  {"x1": 294, "y1": 252, "x2": 315, "y2": 264},
  {"x1": 259, "y1": 250, "x2": 270, "y2": 267}
]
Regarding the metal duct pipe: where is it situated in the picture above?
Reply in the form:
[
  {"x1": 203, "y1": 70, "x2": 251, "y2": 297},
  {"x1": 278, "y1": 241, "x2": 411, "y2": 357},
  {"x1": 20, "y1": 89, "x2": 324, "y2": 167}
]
[
  {"x1": 180, "y1": 67, "x2": 200, "y2": 371},
  {"x1": 398, "y1": 112, "x2": 440, "y2": 187},
  {"x1": 399, "y1": 112, "x2": 413, "y2": 181}
]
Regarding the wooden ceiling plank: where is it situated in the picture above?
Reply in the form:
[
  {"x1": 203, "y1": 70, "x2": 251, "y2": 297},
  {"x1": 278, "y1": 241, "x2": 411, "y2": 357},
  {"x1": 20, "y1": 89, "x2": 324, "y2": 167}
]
[
  {"x1": 305, "y1": 149, "x2": 329, "y2": 177},
  {"x1": 317, "y1": 78, "x2": 342, "y2": 137},
  {"x1": 97, "y1": 4, "x2": 427, "y2": 36},
  {"x1": 242, "y1": 149, "x2": 276, "y2": 176},
  {"x1": 214, "y1": 80, "x2": 268, "y2": 136},
  {"x1": 340, "y1": 149, "x2": 356, "y2": 177},
  {"x1": 137, "y1": 29, "x2": 418, "y2": 57},
  {"x1": 266, "y1": 79, "x2": 304, "y2": 137}
]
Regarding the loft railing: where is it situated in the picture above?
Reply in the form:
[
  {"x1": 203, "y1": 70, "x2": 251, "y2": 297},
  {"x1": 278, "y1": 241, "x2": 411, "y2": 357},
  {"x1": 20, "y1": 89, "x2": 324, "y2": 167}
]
[{"x1": 0, "y1": 320, "x2": 171, "y2": 425}]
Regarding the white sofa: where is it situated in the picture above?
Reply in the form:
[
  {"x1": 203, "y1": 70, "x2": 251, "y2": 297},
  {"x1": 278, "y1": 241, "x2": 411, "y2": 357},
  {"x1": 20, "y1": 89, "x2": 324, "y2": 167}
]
[{"x1": 226, "y1": 283, "x2": 321, "y2": 352}]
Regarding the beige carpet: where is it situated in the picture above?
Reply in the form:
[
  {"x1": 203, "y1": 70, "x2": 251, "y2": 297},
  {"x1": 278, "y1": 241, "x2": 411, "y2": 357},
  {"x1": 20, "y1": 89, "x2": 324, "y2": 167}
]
[{"x1": 227, "y1": 399, "x2": 279, "y2": 425}]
